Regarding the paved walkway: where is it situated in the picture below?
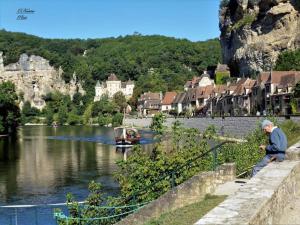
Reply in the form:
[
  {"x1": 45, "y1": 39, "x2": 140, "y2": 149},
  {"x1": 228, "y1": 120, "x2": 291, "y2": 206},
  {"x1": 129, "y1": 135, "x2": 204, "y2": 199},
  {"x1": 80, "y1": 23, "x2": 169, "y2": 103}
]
[
  {"x1": 278, "y1": 194, "x2": 300, "y2": 224},
  {"x1": 213, "y1": 179, "x2": 248, "y2": 196}
]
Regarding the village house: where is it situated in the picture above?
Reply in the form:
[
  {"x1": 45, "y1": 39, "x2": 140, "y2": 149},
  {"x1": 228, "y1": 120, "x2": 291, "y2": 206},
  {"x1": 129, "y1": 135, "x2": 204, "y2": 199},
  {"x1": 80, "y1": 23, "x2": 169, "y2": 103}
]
[
  {"x1": 195, "y1": 85, "x2": 214, "y2": 115},
  {"x1": 183, "y1": 88, "x2": 198, "y2": 115},
  {"x1": 231, "y1": 78, "x2": 256, "y2": 115},
  {"x1": 184, "y1": 72, "x2": 214, "y2": 91},
  {"x1": 172, "y1": 92, "x2": 187, "y2": 115},
  {"x1": 94, "y1": 73, "x2": 134, "y2": 101},
  {"x1": 161, "y1": 92, "x2": 177, "y2": 112},
  {"x1": 251, "y1": 71, "x2": 300, "y2": 115},
  {"x1": 265, "y1": 71, "x2": 300, "y2": 115},
  {"x1": 137, "y1": 92, "x2": 162, "y2": 116},
  {"x1": 209, "y1": 84, "x2": 227, "y2": 116}
]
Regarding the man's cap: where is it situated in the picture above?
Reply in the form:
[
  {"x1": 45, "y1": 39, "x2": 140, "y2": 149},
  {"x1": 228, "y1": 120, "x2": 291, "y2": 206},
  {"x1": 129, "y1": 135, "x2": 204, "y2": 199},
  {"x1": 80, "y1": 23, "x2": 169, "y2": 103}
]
[{"x1": 261, "y1": 119, "x2": 273, "y2": 129}]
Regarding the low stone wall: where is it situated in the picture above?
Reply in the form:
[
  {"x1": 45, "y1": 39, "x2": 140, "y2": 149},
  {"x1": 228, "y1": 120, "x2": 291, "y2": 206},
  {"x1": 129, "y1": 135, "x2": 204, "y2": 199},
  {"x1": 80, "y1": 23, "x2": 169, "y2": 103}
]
[
  {"x1": 115, "y1": 163, "x2": 236, "y2": 225},
  {"x1": 124, "y1": 116, "x2": 300, "y2": 137},
  {"x1": 195, "y1": 141, "x2": 300, "y2": 225}
]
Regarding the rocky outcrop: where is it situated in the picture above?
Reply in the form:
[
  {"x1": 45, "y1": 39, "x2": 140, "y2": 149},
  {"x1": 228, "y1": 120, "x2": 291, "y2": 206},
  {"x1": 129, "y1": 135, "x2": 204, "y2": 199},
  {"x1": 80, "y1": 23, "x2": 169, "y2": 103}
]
[
  {"x1": 0, "y1": 52, "x2": 85, "y2": 109},
  {"x1": 219, "y1": 0, "x2": 300, "y2": 75}
]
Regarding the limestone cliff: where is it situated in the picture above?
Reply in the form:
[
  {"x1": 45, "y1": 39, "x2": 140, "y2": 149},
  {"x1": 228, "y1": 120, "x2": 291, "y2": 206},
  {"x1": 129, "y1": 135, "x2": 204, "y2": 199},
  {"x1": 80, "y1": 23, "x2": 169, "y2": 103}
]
[
  {"x1": 0, "y1": 52, "x2": 85, "y2": 109},
  {"x1": 219, "y1": 0, "x2": 300, "y2": 75}
]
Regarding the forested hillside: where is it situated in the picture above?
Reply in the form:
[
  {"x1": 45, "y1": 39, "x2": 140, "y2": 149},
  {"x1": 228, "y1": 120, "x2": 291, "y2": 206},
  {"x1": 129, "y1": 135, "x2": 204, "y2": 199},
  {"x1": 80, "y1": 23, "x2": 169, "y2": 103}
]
[{"x1": 0, "y1": 30, "x2": 221, "y2": 98}]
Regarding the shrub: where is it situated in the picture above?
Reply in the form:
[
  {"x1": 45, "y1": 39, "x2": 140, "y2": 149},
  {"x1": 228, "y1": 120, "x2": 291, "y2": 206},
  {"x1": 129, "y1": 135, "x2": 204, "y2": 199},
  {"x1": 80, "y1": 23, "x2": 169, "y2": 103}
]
[
  {"x1": 112, "y1": 112, "x2": 123, "y2": 127},
  {"x1": 150, "y1": 113, "x2": 166, "y2": 135},
  {"x1": 228, "y1": 13, "x2": 257, "y2": 32},
  {"x1": 98, "y1": 115, "x2": 112, "y2": 126}
]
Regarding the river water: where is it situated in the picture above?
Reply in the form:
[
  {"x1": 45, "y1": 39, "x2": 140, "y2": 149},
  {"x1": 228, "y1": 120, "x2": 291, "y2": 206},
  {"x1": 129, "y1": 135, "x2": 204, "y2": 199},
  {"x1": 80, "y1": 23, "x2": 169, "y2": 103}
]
[{"x1": 0, "y1": 126, "x2": 154, "y2": 225}]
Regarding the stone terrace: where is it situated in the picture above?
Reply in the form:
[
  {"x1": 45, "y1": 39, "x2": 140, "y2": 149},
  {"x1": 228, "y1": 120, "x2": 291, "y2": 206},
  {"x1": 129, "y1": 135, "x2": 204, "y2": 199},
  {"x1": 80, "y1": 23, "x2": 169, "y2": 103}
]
[{"x1": 194, "y1": 141, "x2": 300, "y2": 225}]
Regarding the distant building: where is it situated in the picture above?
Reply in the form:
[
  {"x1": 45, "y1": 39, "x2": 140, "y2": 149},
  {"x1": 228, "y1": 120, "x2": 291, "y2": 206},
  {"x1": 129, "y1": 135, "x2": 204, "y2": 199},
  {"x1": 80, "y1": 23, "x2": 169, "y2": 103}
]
[
  {"x1": 138, "y1": 92, "x2": 162, "y2": 116},
  {"x1": 172, "y1": 92, "x2": 187, "y2": 115},
  {"x1": 184, "y1": 72, "x2": 214, "y2": 91},
  {"x1": 161, "y1": 92, "x2": 177, "y2": 112},
  {"x1": 94, "y1": 73, "x2": 134, "y2": 101}
]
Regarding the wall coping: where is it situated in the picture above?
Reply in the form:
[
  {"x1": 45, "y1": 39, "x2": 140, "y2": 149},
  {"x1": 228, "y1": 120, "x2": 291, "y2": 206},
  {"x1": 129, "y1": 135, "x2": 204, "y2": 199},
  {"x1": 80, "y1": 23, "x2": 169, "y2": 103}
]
[{"x1": 286, "y1": 140, "x2": 300, "y2": 160}]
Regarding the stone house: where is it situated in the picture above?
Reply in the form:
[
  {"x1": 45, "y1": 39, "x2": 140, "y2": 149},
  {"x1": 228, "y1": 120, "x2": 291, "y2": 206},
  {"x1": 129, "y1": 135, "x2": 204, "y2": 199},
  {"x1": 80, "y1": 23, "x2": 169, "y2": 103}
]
[
  {"x1": 251, "y1": 72, "x2": 270, "y2": 114},
  {"x1": 161, "y1": 92, "x2": 177, "y2": 112},
  {"x1": 184, "y1": 72, "x2": 215, "y2": 91},
  {"x1": 251, "y1": 71, "x2": 300, "y2": 115},
  {"x1": 94, "y1": 73, "x2": 134, "y2": 101},
  {"x1": 209, "y1": 84, "x2": 227, "y2": 116},
  {"x1": 195, "y1": 85, "x2": 214, "y2": 115},
  {"x1": 232, "y1": 78, "x2": 256, "y2": 115},
  {"x1": 183, "y1": 88, "x2": 198, "y2": 114},
  {"x1": 172, "y1": 92, "x2": 187, "y2": 115},
  {"x1": 137, "y1": 92, "x2": 162, "y2": 116},
  {"x1": 266, "y1": 71, "x2": 300, "y2": 115}
]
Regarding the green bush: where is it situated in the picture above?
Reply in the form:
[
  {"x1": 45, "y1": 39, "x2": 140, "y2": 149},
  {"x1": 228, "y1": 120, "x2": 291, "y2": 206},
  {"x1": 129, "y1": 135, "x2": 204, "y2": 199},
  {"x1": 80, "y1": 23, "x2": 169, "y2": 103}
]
[
  {"x1": 67, "y1": 112, "x2": 83, "y2": 125},
  {"x1": 228, "y1": 13, "x2": 257, "y2": 32},
  {"x1": 112, "y1": 112, "x2": 123, "y2": 127},
  {"x1": 98, "y1": 115, "x2": 112, "y2": 126},
  {"x1": 150, "y1": 113, "x2": 166, "y2": 135}
]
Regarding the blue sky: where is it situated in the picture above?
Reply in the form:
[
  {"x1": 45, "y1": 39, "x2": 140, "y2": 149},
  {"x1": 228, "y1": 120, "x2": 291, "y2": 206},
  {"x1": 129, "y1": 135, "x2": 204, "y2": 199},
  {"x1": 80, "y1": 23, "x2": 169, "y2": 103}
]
[{"x1": 0, "y1": 0, "x2": 221, "y2": 42}]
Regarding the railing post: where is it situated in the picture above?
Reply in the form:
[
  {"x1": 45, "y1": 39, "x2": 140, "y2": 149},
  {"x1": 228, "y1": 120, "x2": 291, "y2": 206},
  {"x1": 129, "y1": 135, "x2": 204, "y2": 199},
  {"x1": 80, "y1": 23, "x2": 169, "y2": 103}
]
[
  {"x1": 213, "y1": 147, "x2": 217, "y2": 171},
  {"x1": 171, "y1": 171, "x2": 175, "y2": 188}
]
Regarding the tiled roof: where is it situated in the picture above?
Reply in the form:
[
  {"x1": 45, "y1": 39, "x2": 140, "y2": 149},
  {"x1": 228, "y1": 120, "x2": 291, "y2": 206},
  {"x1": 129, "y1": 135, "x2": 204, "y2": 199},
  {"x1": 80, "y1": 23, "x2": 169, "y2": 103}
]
[
  {"x1": 173, "y1": 92, "x2": 186, "y2": 104},
  {"x1": 139, "y1": 92, "x2": 161, "y2": 101},
  {"x1": 161, "y1": 92, "x2": 177, "y2": 105},
  {"x1": 185, "y1": 88, "x2": 197, "y2": 102},
  {"x1": 256, "y1": 72, "x2": 270, "y2": 86},
  {"x1": 196, "y1": 85, "x2": 214, "y2": 99},
  {"x1": 107, "y1": 73, "x2": 119, "y2": 81},
  {"x1": 214, "y1": 85, "x2": 227, "y2": 94}
]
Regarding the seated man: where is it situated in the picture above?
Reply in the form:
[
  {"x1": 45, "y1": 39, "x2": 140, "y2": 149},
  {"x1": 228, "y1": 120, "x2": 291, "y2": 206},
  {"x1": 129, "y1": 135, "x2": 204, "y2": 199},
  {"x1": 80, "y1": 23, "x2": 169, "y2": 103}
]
[{"x1": 251, "y1": 119, "x2": 287, "y2": 177}]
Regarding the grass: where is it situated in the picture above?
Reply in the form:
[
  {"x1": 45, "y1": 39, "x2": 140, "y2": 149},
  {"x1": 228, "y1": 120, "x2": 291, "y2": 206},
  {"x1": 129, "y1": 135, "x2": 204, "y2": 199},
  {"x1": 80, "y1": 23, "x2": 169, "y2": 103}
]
[{"x1": 143, "y1": 195, "x2": 226, "y2": 225}]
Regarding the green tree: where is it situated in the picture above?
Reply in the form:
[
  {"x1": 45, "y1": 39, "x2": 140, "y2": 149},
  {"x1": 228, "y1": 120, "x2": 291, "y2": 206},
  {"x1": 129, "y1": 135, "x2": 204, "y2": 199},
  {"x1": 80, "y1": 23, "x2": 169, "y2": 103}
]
[
  {"x1": 0, "y1": 81, "x2": 21, "y2": 134},
  {"x1": 150, "y1": 113, "x2": 166, "y2": 135},
  {"x1": 112, "y1": 112, "x2": 123, "y2": 127},
  {"x1": 21, "y1": 101, "x2": 40, "y2": 124},
  {"x1": 275, "y1": 49, "x2": 300, "y2": 71},
  {"x1": 57, "y1": 105, "x2": 68, "y2": 125},
  {"x1": 67, "y1": 112, "x2": 83, "y2": 125},
  {"x1": 113, "y1": 91, "x2": 127, "y2": 112}
]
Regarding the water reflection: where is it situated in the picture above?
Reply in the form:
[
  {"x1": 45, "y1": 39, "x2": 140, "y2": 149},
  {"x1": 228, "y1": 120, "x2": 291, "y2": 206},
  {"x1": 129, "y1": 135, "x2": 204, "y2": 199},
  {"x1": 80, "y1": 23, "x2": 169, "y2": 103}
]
[
  {"x1": 0, "y1": 126, "x2": 154, "y2": 224},
  {"x1": 0, "y1": 126, "x2": 154, "y2": 205}
]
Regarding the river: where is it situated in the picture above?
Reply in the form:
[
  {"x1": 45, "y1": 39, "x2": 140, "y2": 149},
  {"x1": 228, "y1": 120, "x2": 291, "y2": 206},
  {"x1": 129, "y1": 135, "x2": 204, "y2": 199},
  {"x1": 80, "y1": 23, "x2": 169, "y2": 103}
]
[{"x1": 0, "y1": 125, "x2": 154, "y2": 225}]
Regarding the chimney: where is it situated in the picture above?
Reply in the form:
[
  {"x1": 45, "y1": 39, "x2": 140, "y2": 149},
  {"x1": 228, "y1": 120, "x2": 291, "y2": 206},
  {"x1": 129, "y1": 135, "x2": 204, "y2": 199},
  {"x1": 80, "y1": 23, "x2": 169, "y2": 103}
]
[{"x1": 159, "y1": 91, "x2": 163, "y2": 100}]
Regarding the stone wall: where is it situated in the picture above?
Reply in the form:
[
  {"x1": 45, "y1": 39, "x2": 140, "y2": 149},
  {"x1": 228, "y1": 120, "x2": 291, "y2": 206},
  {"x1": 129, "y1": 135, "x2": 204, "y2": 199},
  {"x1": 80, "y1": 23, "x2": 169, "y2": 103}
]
[
  {"x1": 115, "y1": 163, "x2": 236, "y2": 225},
  {"x1": 124, "y1": 116, "x2": 300, "y2": 137},
  {"x1": 195, "y1": 141, "x2": 300, "y2": 225}
]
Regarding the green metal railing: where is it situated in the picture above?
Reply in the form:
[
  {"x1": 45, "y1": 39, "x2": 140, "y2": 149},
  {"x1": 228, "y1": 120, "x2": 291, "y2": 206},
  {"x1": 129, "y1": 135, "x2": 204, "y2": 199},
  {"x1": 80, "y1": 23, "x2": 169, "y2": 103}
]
[{"x1": 54, "y1": 141, "x2": 232, "y2": 224}]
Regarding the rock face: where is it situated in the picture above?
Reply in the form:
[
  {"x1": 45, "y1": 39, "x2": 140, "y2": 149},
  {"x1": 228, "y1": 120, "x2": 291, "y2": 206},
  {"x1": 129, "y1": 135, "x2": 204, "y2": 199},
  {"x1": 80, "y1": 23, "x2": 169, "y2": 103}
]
[
  {"x1": 219, "y1": 0, "x2": 300, "y2": 75},
  {"x1": 0, "y1": 52, "x2": 85, "y2": 109}
]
